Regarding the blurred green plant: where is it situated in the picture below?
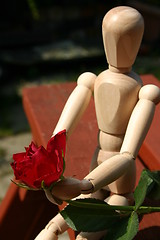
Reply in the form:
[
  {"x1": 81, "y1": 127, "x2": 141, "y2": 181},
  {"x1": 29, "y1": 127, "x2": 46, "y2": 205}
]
[
  {"x1": 0, "y1": 147, "x2": 6, "y2": 158},
  {"x1": 27, "y1": 0, "x2": 40, "y2": 20}
]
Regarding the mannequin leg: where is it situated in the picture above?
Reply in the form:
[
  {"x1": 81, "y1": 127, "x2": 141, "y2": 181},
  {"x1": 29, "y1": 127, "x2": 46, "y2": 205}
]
[{"x1": 34, "y1": 213, "x2": 69, "y2": 240}]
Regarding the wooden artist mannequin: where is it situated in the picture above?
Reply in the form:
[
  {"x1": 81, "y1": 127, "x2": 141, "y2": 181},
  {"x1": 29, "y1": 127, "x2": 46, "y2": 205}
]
[{"x1": 35, "y1": 6, "x2": 160, "y2": 240}]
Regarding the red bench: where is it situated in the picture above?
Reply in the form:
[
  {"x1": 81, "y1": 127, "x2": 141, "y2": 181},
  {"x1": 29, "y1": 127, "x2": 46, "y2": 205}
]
[{"x1": 0, "y1": 74, "x2": 160, "y2": 240}]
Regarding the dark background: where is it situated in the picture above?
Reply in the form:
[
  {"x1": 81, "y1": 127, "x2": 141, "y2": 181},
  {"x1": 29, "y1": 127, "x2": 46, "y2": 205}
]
[{"x1": 0, "y1": 0, "x2": 160, "y2": 137}]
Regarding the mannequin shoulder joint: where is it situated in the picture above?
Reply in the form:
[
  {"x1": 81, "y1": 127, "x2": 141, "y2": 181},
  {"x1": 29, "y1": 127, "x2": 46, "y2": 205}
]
[
  {"x1": 139, "y1": 84, "x2": 160, "y2": 104},
  {"x1": 77, "y1": 72, "x2": 96, "y2": 92}
]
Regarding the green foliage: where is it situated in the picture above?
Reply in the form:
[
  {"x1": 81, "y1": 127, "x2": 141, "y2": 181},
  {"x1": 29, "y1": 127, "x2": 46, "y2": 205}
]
[
  {"x1": 134, "y1": 170, "x2": 160, "y2": 208},
  {"x1": 104, "y1": 212, "x2": 139, "y2": 240},
  {"x1": 61, "y1": 199, "x2": 127, "y2": 232},
  {"x1": 134, "y1": 170, "x2": 154, "y2": 209},
  {"x1": 61, "y1": 170, "x2": 160, "y2": 240},
  {"x1": 146, "y1": 171, "x2": 160, "y2": 200}
]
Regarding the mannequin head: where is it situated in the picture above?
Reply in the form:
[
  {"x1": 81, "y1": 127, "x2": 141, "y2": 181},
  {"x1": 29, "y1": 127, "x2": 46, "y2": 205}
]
[{"x1": 102, "y1": 6, "x2": 144, "y2": 69}]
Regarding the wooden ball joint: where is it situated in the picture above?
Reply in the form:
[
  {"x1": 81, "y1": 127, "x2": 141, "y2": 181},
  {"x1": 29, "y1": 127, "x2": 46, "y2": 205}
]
[{"x1": 35, "y1": 6, "x2": 160, "y2": 240}]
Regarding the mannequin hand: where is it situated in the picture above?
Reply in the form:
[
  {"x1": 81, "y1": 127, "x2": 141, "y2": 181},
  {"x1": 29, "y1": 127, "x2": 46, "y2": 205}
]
[{"x1": 45, "y1": 177, "x2": 93, "y2": 205}]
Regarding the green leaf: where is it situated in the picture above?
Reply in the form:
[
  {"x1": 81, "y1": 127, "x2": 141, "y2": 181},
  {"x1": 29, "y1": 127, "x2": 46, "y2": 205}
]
[
  {"x1": 134, "y1": 170, "x2": 154, "y2": 209},
  {"x1": 147, "y1": 171, "x2": 160, "y2": 185},
  {"x1": 146, "y1": 171, "x2": 160, "y2": 200},
  {"x1": 103, "y1": 212, "x2": 139, "y2": 240},
  {"x1": 61, "y1": 199, "x2": 125, "y2": 232},
  {"x1": 41, "y1": 180, "x2": 46, "y2": 189},
  {"x1": 67, "y1": 198, "x2": 134, "y2": 212},
  {"x1": 11, "y1": 179, "x2": 39, "y2": 191}
]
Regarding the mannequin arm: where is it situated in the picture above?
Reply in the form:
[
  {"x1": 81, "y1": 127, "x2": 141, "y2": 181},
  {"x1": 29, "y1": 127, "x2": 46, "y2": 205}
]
[
  {"x1": 45, "y1": 72, "x2": 96, "y2": 204},
  {"x1": 84, "y1": 152, "x2": 133, "y2": 192},
  {"x1": 120, "y1": 84, "x2": 160, "y2": 157},
  {"x1": 84, "y1": 84, "x2": 160, "y2": 193},
  {"x1": 53, "y1": 72, "x2": 96, "y2": 138}
]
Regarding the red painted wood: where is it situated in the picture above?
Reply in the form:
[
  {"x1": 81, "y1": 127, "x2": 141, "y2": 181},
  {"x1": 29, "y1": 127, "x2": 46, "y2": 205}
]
[
  {"x1": 0, "y1": 74, "x2": 160, "y2": 240},
  {"x1": 0, "y1": 182, "x2": 59, "y2": 240}
]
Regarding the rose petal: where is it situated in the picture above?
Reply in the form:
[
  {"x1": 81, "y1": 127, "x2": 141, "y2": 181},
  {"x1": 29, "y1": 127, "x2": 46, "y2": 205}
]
[
  {"x1": 33, "y1": 149, "x2": 63, "y2": 188},
  {"x1": 47, "y1": 130, "x2": 66, "y2": 157},
  {"x1": 13, "y1": 152, "x2": 26, "y2": 163},
  {"x1": 26, "y1": 141, "x2": 38, "y2": 157}
]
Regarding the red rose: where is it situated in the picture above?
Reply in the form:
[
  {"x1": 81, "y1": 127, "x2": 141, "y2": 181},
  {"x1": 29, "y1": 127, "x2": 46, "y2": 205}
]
[{"x1": 11, "y1": 130, "x2": 66, "y2": 189}]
